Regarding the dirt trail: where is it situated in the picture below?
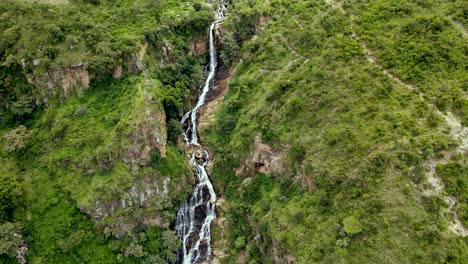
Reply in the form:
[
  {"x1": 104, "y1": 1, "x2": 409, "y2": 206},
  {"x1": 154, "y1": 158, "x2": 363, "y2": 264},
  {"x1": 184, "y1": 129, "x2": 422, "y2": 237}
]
[
  {"x1": 360, "y1": 40, "x2": 416, "y2": 91},
  {"x1": 327, "y1": 0, "x2": 468, "y2": 237},
  {"x1": 449, "y1": 18, "x2": 468, "y2": 38},
  {"x1": 259, "y1": 33, "x2": 307, "y2": 73},
  {"x1": 259, "y1": 57, "x2": 303, "y2": 73},
  {"x1": 277, "y1": 34, "x2": 301, "y2": 57},
  {"x1": 326, "y1": 0, "x2": 345, "y2": 13}
]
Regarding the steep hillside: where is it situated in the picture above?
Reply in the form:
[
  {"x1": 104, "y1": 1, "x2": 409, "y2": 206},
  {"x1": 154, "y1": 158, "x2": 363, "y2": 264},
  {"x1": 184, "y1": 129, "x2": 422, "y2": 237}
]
[
  {"x1": 0, "y1": 0, "x2": 215, "y2": 263},
  {"x1": 204, "y1": 0, "x2": 467, "y2": 263}
]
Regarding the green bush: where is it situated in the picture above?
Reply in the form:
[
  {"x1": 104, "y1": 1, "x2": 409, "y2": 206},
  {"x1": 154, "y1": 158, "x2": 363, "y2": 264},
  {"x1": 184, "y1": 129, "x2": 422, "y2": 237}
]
[{"x1": 343, "y1": 215, "x2": 363, "y2": 236}]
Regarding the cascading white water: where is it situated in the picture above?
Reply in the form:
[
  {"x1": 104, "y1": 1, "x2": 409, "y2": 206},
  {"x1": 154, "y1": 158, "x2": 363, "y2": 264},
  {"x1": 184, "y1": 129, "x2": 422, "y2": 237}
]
[
  {"x1": 175, "y1": 150, "x2": 216, "y2": 263},
  {"x1": 175, "y1": 2, "x2": 226, "y2": 263}
]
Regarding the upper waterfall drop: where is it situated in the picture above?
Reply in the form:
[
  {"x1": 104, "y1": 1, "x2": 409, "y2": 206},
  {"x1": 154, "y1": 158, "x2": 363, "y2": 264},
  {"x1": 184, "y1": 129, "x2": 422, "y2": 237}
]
[
  {"x1": 181, "y1": 2, "x2": 226, "y2": 146},
  {"x1": 175, "y1": 1, "x2": 227, "y2": 263}
]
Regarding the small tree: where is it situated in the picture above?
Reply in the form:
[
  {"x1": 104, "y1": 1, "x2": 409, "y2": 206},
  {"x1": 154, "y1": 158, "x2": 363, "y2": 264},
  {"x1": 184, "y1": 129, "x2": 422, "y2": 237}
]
[
  {"x1": 193, "y1": 3, "x2": 202, "y2": 11},
  {"x1": 9, "y1": 96, "x2": 34, "y2": 118},
  {"x1": 124, "y1": 242, "x2": 145, "y2": 257},
  {"x1": 0, "y1": 174, "x2": 24, "y2": 221},
  {"x1": 0, "y1": 222, "x2": 22, "y2": 258},
  {"x1": 220, "y1": 31, "x2": 239, "y2": 65},
  {"x1": 234, "y1": 236, "x2": 246, "y2": 249},
  {"x1": 167, "y1": 119, "x2": 183, "y2": 145},
  {"x1": 162, "y1": 230, "x2": 180, "y2": 262},
  {"x1": 3, "y1": 125, "x2": 31, "y2": 153}
]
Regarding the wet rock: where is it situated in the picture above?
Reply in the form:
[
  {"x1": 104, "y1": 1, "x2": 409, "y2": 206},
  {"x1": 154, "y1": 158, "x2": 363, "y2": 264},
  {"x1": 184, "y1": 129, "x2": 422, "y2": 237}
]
[
  {"x1": 202, "y1": 185, "x2": 212, "y2": 201},
  {"x1": 187, "y1": 232, "x2": 201, "y2": 250},
  {"x1": 193, "y1": 148, "x2": 208, "y2": 165},
  {"x1": 195, "y1": 204, "x2": 208, "y2": 223},
  {"x1": 198, "y1": 241, "x2": 209, "y2": 259},
  {"x1": 195, "y1": 149, "x2": 204, "y2": 160}
]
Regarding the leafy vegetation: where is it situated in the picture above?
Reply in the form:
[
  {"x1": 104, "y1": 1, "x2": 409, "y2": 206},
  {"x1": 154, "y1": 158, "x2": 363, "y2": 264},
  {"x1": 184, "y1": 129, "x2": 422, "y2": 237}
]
[
  {"x1": 0, "y1": 0, "x2": 467, "y2": 263},
  {"x1": 347, "y1": 0, "x2": 468, "y2": 124},
  {"x1": 0, "y1": 0, "x2": 214, "y2": 262},
  {"x1": 2, "y1": 75, "x2": 198, "y2": 262}
]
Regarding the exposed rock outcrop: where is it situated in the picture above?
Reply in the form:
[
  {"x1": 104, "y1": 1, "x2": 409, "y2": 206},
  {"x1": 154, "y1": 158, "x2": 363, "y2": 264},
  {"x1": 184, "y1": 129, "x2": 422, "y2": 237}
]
[
  {"x1": 82, "y1": 176, "x2": 171, "y2": 238},
  {"x1": 25, "y1": 42, "x2": 149, "y2": 105},
  {"x1": 236, "y1": 134, "x2": 286, "y2": 177},
  {"x1": 188, "y1": 38, "x2": 208, "y2": 56},
  {"x1": 255, "y1": 15, "x2": 270, "y2": 32},
  {"x1": 126, "y1": 43, "x2": 148, "y2": 73},
  {"x1": 89, "y1": 177, "x2": 170, "y2": 218},
  {"x1": 113, "y1": 65, "x2": 123, "y2": 79},
  {"x1": 198, "y1": 60, "x2": 242, "y2": 137},
  {"x1": 77, "y1": 81, "x2": 171, "y2": 237},
  {"x1": 270, "y1": 239, "x2": 296, "y2": 264},
  {"x1": 211, "y1": 198, "x2": 229, "y2": 264},
  {"x1": 27, "y1": 63, "x2": 90, "y2": 101},
  {"x1": 16, "y1": 237, "x2": 28, "y2": 264}
]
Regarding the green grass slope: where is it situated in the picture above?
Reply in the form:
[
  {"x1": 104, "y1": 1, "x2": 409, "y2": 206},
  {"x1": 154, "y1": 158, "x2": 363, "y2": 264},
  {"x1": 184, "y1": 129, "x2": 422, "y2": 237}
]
[{"x1": 205, "y1": 0, "x2": 467, "y2": 263}]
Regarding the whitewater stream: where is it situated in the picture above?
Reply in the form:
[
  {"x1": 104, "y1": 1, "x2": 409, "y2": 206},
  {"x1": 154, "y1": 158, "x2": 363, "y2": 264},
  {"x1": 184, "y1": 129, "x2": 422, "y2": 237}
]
[{"x1": 175, "y1": 2, "x2": 226, "y2": 263}]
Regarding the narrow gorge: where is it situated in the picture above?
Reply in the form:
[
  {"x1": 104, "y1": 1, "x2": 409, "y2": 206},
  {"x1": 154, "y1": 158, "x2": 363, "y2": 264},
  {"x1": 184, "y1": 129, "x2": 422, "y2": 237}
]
[{"x1": 175, "y1": 2, "x2": 226, "y2": 263}]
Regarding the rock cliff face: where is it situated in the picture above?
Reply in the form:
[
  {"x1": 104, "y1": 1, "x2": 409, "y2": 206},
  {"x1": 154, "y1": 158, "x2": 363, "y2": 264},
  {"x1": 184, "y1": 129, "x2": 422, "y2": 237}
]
[
  {"x1": 97, "y1": 85, "x2": 170, "y2": 228},
  {"x1": 188, "y1": 38, "x2": 208, "y2": 56},
  {"x1": 20, "y1": 38, "x2": 203, "y2": 238},
  {"x1": 83, "y1": 176, "x2": 171, "y2": 238},
  {"x1": 76, "y1": 80, "x2": 172, "y2": 237},
  {"x1": 25, "y1": 43, "x2": 149, "y2": 104},
  {"x1": 125, "y1": 43, "x2": 148, "y2": 74},
  {"x1": 27, "y1": 64, "x2": 90, "y2": 101},
  {"x1": 22, "y1": 33, "x2": 209, "y2": 109}
]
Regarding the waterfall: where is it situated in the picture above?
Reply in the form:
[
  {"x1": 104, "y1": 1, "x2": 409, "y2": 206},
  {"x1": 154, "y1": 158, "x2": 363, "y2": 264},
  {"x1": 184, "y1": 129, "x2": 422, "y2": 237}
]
[
  {"x1": 180, "y1": 22, "x2": 216, "y2": 145},
  {"x1": 175, "y1": 2, "x2": 226, "y2": 263}
]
